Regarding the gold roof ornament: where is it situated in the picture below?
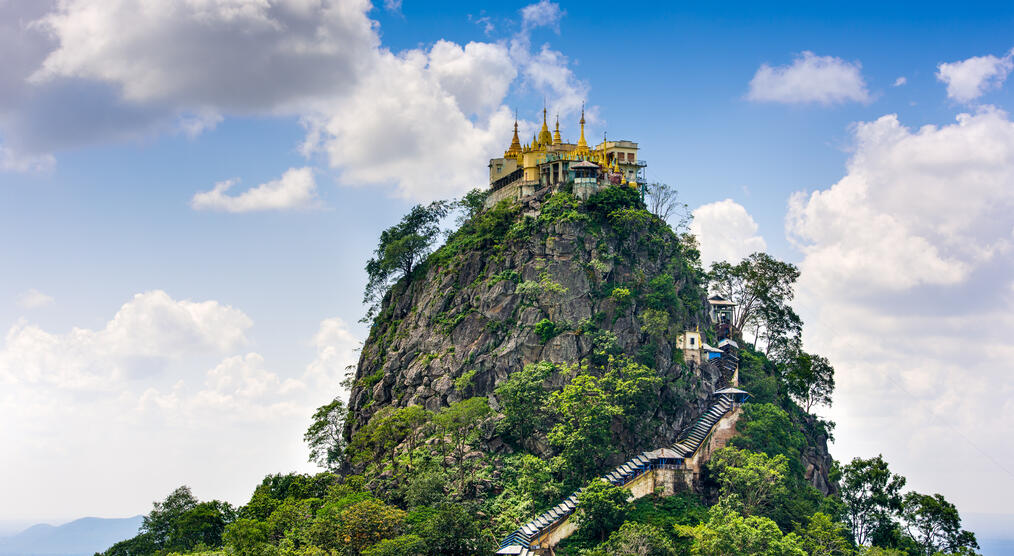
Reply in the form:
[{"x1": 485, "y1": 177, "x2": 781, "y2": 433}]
[
  {"x1": 506, "y1": 117, "x2": 522, "y2": 158},
  {"x1": 553, "y1": 114, "x2": 562, "y2": 145},
  {"x1": 577, "y1": 103, "x2": 588, "y2": 153},
  {"x1": 538, "y1": 107, "x2": 553, "y2": 146}
]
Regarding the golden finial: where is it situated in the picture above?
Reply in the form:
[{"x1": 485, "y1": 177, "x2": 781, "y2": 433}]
[
  {"x1": 538, "y1": 105, "x2": 552, "y2": 147},
  {"x1": 577, "y1": 102, "x2": 588, "y2": 152},
  {"x1": 506, "y1": 113, "x2": 522, "y2": 157}
]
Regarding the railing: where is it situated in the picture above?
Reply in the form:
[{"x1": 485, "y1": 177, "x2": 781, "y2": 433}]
[{"x1": 490, "y1": 168, "x2": 524, "y2": 191}]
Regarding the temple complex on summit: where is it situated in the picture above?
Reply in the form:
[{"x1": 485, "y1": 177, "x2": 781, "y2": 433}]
[{"x1": 485, "y1": 106, "x2": 646, "y2": 207}]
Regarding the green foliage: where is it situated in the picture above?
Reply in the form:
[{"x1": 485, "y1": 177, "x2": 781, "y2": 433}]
[
  {"x1": 304, "y1": 397, "x2": 347, "y2": 470},
  {"x1": 708, "y1": 447, "x2": 789, "y2": 516},
  {"x1": 576, "y1": 480, "x2": 632, "y2": 541},
  {"x1": 582, "y1": 522, "x2": 676, "y2": 555},
  {"x1": 708, "y1": 252, "x2": 801, "y2": 354},
  {"x1": 642, "y1": 274, "x2": 679, "y2": 311},
  {"x1": 495, "y1": 361, "x2": 553, "y2": 444},
  {"x1": 585, "y1": 185, "x2": 645, "y2": 220},
  {"x1": 325, "y1": 499, "x2": 406, "y2": 555},
  {"x1": 454, "y1": 188, "x2": 488, "y2": 225},
  {"x1": 102, "y1": 486, "x2": 236, "y2": 556},
  {"x1": 539, "y1": 191, "x2": 589, "y2": 224},
  {"x1": 901, "y1": 492, "x2": 978, "y2": 555},
  {"x1": 680, "y1": 504, "x2": 806, "y2": 556},
  {"x1": 639, "y1": 307, "x2": 669, "y2": 337},
  {"x1": 356, "y1": 369, "x2": 384, "y2": 389},
  {"x1": 407, "y1": 503, "x2": 493, "y2": 555},
  {"x1": 609, "y1": 286, "x2": 632, "y2": 307},
  {"x1": 839, "y1": 455, "x2": 907, "y2": 547},
  {"x1": 730, "y1": 403, "x2": 806, "y2": 468},
  {"x1": 361, "y1": 534, "x2": 425, "y2": 556},
  {"x1": 782, "y1": 350, "x2": 835, "y2": 413},
  {"x1": 428, "y1": 199, "x2": 519, "y2": 270},
  {"x1": 363, "y1": 201, "x2": 449, "y2": 320},
  {"x1": 534, "y1": 318, "x2": 561, "y2": 343},
  {"x1": 433, "y1": 397, "x2": 491, "y2": 490},
  {"x1": 547, "y1": 360, "x2": 661, "y2": 483},
  {"x1": 793, "y1": 512, "x2": 853, "y2": 556},
  {"x1": 454, "y1": 370, "x2": 477, "y2": 393},
  {"x1": 516, "y1": 272, "x2": 568, "y2": 299}
]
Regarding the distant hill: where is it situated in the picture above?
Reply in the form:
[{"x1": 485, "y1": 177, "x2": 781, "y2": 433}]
[{"x1": 0, "y1": 516, "x2": 142, "y2": 556}]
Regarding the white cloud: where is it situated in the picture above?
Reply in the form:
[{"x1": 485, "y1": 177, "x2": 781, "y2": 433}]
[
  {"x1": 787, "y1": 108, "x2": 1014, "y2": 513},
  {"x1": 2, "y1": 1, "x2": 586, "y2": 200},
  {"x1": 747, "y1": 51, "x2": 871, "y2": 105},
  {"x1": 300, "y1": 44, "x2": 517, "y2": 201},
  {"x1": 1, "y1": 290, "x2": 251, "y2": 390},
  {"x1": 690, "y1": 199, "x2": 767, "y2": 268},
  {"x1": 29, "y1": 0, "x2": 377, "y2": 111},
  {"x1": 787, "y1": 107, "x2": 1014, "y2": 294},
  {"x1": 191, "y1": 167, "x2": 320, "y2": 213},
  {"x1": 893, "y1": 76, "x2": 907, "y2": 87},
  {"x1": 936, "y1": 48, "x2": 1014, "y2": 103},
  {"x1": 16, "y1": 289, "x2": 54, "y2": 309},
  {"x1": 521, "y1": 0, "x2": 564, "y2": 32},
  {"x1": 0, "y1": 144, "x2": 55, "y2": 173},
  {"x1": 0, "y1": 300, "x2": 360, "y2": 521}
]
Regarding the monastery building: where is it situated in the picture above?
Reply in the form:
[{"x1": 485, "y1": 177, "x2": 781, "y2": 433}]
[{"x1": 486, "y1": 107, "x2": 646, "y2": 207}]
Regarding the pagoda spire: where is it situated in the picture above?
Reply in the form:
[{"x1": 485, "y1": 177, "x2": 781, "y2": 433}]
[
  {"x1": 538, "y1": 104, "x2": 553, "y2": 146},
  {"x1": 506, "y1": 114, "x2": 522, "y2": 158},
  {"x1": 553, "y1": 113, "x2": 562, "y2": 145},
  {"x1": 577, "y1": 102, "x2": 588, "y2": 153}
]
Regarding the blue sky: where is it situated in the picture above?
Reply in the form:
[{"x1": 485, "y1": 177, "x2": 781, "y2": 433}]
[{"x1": 2, "y1": 0, "x2": 1014, "y2": 545}]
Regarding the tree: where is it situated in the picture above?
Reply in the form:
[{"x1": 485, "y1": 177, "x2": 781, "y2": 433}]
[
  {"x1": 363, "y1": 201, "x2": 449, "y2": 320},
  {"x1": 409, "y1": 503, "x2": 493, "y2": 555},
  {"x1": 142, "y1": 486, "x2": 200, "y2": 548},
  {"x1": 708, "y1": 447, "x2": 789, "y2": 516},
  {"x1": 782, "y1": 350, "x2": 835, "y2": 412},
  {"x1": 901, "y1": 492, "x2": 979, "y2": 555},
  {"x1": 839, "y1": 455, "x2": 907, "y2": 547},
  {"x1": 577, "y1": 479, "x2": 632, "y2": 541},
  {"x1": 454, "y1": 188, "x2": 488, "y2": 226},
  {"x1": 495, "y1": 361, "x2": 553, "y2": 445},
  {"x1": 332, "y1": 499, "x2": 406, "y2": 555},
  {"x1": 305, "y1": 397, "x2": 347, "y2": 470},
  {"x1": 433, "y1": 397, "x2": 491, "y2": 490},
  {"x1": 729, "y1": 403, "x2": 806, "y2": 466},
  {"x1": 794, "y1": 512, "x2": 852, "y2": 556},
  {"x1": 587, "y1": 521, "x2": 676, "y2": 556},
  {"x1": 681, "y1": 504, "x2": 806, "y2": 556},
  {"x1": 547, "y1": 374, "x2": 621, "y2": 481},
  {"x1": 708, "y1": 253, "x2": 801, "y2": 351},
  {"x1": 643, "y1": 182, "x2": 690, "y2": 230}
]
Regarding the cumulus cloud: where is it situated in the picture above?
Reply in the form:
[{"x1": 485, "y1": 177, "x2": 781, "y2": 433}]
[
  {"x1": 191, "y1": 167, "x2": 320, "y2": 213},
  {"x1": 787, "y1": 108, "x2": 1014, "y2": 513},
  {"x1": 29, "y1": 0, "x2": 377, "y2": 111},
  {"x1": 747, "y1": 51, "x2": 871, "y2": 105},
  {"x1": 690, "y1": 199, "x2": 767, "y2": 268},
  {"x1": 893, "y1": 76, "x2": 907, "y2": 87},
  {"x1": 1, "y1": 291, "x2": 251, "y2": 390},
  {"x1": 936, "y1": 48, "x2": 1014, "y2": 103},
  {"x1": 787, "y1": 108, "x2": 1014, "y2": 294},
  {"x1": 16, "y1": 289, "x2": 54, "y2": 309},
  {"x1": 2, "y1": 0, "x2": 585, "y2": 201},
  {"x1": 0, "y1": 297, "x2": 361, "y2": 520}
]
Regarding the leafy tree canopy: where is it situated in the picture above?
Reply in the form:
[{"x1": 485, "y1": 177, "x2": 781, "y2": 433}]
[{"x1": 363, "y1": 201, "x2": 449, "y2": 320}]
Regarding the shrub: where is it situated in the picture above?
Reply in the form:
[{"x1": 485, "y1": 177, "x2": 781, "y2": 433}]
[{"x1": 534, "y1": 319, "x2": 560, "y2": 344}]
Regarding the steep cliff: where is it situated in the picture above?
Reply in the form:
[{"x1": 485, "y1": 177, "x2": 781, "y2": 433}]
[{"x1": 346, "y1": 187, "x2": 833, "y2": 494}]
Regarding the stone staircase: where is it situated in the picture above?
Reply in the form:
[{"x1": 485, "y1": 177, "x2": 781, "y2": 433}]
[{"x1": 496, "y1": 389, "x2": 743, "y2": 555}]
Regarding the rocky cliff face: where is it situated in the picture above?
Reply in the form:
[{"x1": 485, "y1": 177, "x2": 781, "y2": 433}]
[{"x1": 346, "y1": 191, "x2": 835, "y2": 494}]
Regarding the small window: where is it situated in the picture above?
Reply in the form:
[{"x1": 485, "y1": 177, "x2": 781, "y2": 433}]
[{"x1": 689, "y1": 337, "x2": 696, "y2": 346}]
